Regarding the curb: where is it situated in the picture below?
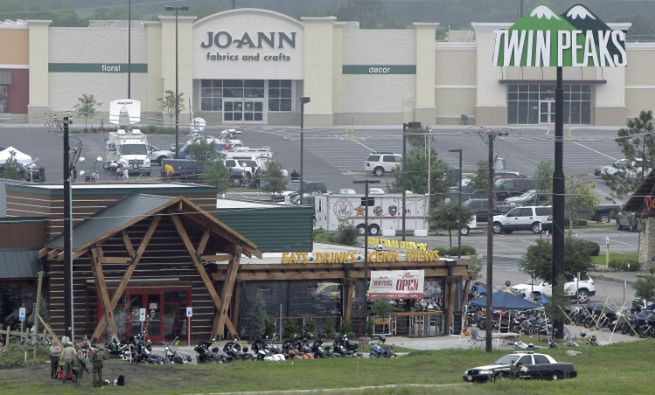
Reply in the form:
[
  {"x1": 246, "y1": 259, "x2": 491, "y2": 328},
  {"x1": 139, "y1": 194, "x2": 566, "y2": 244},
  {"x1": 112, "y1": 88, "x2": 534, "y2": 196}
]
[{"x1": 591, "y1": 273, "x2": 635, "y2": 285}]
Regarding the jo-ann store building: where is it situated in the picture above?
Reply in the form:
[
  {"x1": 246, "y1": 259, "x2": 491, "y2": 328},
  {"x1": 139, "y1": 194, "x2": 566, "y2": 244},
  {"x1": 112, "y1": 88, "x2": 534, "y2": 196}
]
[{"x1": 0, "y1": 8, "x2": 653, "y2": 126}]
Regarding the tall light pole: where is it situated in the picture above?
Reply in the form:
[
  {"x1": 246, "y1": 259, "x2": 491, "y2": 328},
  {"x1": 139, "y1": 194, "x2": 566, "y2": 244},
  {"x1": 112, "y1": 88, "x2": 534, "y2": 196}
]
[
  {"x1": 128, "y1": 0, "x2": 132, "y2": 98},
  {"x1": 299, "y1": 96, "x2": 311, "y2": 203},
  {"x1": 63, "y1": 116, "x2": 73, "y2": 341},
  {"x1": 165, "y1": 5, "x2": 189, "y2": 159},
  {"x1": 449, "y1": 148, "x2": 463, "y2": 258}
]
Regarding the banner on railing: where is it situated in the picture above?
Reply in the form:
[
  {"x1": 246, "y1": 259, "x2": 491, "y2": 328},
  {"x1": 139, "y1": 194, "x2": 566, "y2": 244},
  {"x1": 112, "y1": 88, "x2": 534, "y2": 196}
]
[{"x1": 367, "y1": 270, "x2": 424, "y2": 300}]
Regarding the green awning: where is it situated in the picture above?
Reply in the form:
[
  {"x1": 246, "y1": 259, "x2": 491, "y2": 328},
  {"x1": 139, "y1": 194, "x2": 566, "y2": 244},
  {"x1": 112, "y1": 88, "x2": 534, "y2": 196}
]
[{"x1": 0, "y1": 249, "x2": 42, "y2": 279}]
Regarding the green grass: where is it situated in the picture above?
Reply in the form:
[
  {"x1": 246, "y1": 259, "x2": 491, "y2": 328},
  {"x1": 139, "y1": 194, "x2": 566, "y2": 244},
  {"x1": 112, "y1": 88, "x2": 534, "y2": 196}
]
[
  {"x1": 591, "y1": 252, "x2": 639, "y2": 271},
  {"x1": 1, "y1": 340, "x2": 655, "y2": 394}
]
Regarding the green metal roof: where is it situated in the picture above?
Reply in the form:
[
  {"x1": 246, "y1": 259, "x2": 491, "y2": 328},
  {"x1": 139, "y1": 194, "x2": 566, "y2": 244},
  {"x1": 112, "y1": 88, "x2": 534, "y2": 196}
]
[
  {"x1": 46, "y1": 193, "x2": 176, "y2": 250},
  {"x1": 216, "y1": 205, "x2": 313, "y2": 252},
  {"x1": 0, "y1": 249, "x2": 42, "y2": 279}
]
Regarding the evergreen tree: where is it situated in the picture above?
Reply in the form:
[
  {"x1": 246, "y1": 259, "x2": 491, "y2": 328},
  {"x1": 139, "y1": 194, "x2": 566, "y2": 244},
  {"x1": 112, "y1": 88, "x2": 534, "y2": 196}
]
[
  {"x1": 249, "y1": 291, "x2": 266, "y2": 340},
  {"x1": 261, "y1": 160, "x2": 287, "y2": 193}
]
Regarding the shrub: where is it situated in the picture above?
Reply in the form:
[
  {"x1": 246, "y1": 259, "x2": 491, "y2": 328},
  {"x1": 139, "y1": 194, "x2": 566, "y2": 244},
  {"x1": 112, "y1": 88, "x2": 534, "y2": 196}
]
[
  {"x1": 433, "y1": 246, "x2": 447, "y2": 256},
  {"x1": 336, "y1": 224, "x2": 358, "y2": 246},
  {"x1": 633, "y1": 275, "x2": 655, "y2": 300},
  {"x1": 577, "y1": 239, "x2": 600, "y2": 256},
  {"x1": 339, "y1": 320, "x2": 355, "y2": 338},
  {"x1": 303, "y1": 319, "x2": 317, "y2": 334},
  {"x1": 609, "y1": 259, "x2": 640, "y2": 272},
  {"x1": 313, "y1": 229, "x2": 336, "y2": 243},
  {"x1": 264, "y1": 319, "x2": 276, "y2": 339},
  {"x1": 445, "y1": 245, "x2": 477, "y2": 256},
  {"x1": 365, "y1": 318, "x2": 374, "y2": 337},
  {"x1": 283, "y1": 319, "x2": 299, "y2": 340},
  {"x1": 323, "y1": 318, "x2": 336, "y2": 339},
  {"x1": 370, "y1": 296, "x2": 394, "y2": 317}
]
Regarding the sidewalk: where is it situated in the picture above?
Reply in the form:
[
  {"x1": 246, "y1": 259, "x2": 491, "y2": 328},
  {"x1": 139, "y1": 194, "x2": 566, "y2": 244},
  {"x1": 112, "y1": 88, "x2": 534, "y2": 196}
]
[{"x1": 589, "y1": 270, "x2": 650, "y2": 285}]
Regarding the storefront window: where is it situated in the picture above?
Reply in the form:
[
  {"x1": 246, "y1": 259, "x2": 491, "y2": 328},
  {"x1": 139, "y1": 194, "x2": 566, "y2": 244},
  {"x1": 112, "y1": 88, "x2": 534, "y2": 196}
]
[
  {"x1": 268, "y1": 80, "x2": 292, "y2": 112},
  {"x1": 200, "y1": 80, "x2": 222, "y2": 111},
  {"x1": 507, "y1": 83, "x2": 592, "y2": 125}
]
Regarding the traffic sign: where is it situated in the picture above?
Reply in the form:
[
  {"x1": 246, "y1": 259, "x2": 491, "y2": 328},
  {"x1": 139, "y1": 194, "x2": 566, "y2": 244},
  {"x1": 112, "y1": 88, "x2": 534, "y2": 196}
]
[
  {"x1": 186, "y1": 307, "x2": 193, "y2": 318},
  {"x1": 139, "y1": 308, "x2": 146, "y2": 322},
  {"x1": 18, "y1": 307, "x2": 26, "y2": 322}
]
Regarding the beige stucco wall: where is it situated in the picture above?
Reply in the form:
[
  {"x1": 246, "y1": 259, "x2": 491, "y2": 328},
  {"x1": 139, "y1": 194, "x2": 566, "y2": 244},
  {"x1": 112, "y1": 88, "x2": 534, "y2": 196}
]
[
  {"x1": 160, "y1": 16, "x2": 195, "y2": 122},
  {"x1": 625, "y1": 44, "x2": 655, "y2": 121},
  {"x1": 413, "y1": 23, "x2": 437, "y2": 125},
  {"x1": 144, "y1": 21, "x2": 163, "y2": 114},
  {"x1": 27, "y1": 20, "x2": 51, "y2": 120},
  {"x1": 435, "y1": 43, "x2": 476, "y2": 124},
  {"x1": 46, "y1": 27, "x2": 149, "y2": 113},
  {"x1": 302, "y1": 17, "x2": 336, "y2": 126}
]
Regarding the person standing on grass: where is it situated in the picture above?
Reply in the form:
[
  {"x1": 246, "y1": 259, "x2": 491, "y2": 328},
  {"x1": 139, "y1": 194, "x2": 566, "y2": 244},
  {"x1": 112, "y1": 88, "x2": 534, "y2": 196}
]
[
  {"x1": 91, "y1": 342, "x2": 107, "y2": 388},
  {"x1": 71, "y1": 349, "x2": 89, "y2": 387},
  {"x1": 49, "y1": 341, "x2": 62, "y2": 379},
  {"x1": 60, "y1": 337, "x2": 76, "y2": 384}
]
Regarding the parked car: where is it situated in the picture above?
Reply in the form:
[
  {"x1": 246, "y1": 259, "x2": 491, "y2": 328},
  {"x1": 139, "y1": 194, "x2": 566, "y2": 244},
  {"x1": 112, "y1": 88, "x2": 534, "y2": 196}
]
[
  {"x1": 493, "y1": 178, "x2": 536, "y2": 201},
  {"x1": 463, "y1": 352, "x2": 577, "y2": 383},
  {"x1": 146, "y1": 144, "x2": 173, "y2": 165},
  {"x1": 504, "y1": 189, "x2": 549, "y2": 208},
  {"x1": 161, "y1": 158, "x2": 248, "y2": 186},
  {"x1": 616, "y1": 211, "x2": 643, "y2": 232},
  {"x1": 595, "y1": 158, "x2": 648, "y2": 177},
  {"x1": 463, "y1": 198, "x2": 506, "y2": 223},
  {"x1": 511, "y1": 276, "x2": 596, "y2": 303},
  {"x1": 364, "y1": 152, "x2": 402, "y2": 176},
  {"x1": 492, "y1": 206, "x2": 552, "y2": 234},
  {"x1": 591, "y1": 204, "x2": 621, "y2": 223},
  {"x1": 494, "y1": 171, "x2": 525, "y2": 180}
]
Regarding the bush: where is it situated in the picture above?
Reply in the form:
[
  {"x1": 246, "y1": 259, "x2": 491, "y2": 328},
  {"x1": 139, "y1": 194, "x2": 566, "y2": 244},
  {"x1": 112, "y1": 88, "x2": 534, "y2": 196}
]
[
  {"x1": 577, "y1": 239, "x2": 600, "y2": 256},
  {"x1": 365, "y1": 318, "x2": 374, "y2": 337},
  {"x1": 445, "y1": 245, "x2": 477, "y2": 256},
  {"x1": 142, "y1": 125, "x2": 177, "y2": 134},
  {"x1": 339, "y1": 320, "x2": 355, "y2": 338},
  {"x1": 323, "y1": 318, "x2": 336, "y2": 339},
  {"x1": 370, "y1": 297, "x2": 394, "y2": 317},
  {"x1": 313, "y1": 229, "x2": 336, "y2": 243},
  {"x1": 264, "y1": 319, "x2": 276, "y2": 339},
  {"x1": 433, "y1": 246, "x2": 447, "y2": 256},
  {"x1": 609, "y1": 258, "x2": 640, "y2": 272},
  {"x1": 633, "y1": 275, "x2": 655, "y2": 300},
  {"x1": 283, "y1": 319, "x2": 299, "y2": 340},
  {"x1": 303, "y1": 319, "x2": 316, "y2": 334},
  {"x1": 336, "y1": 224, "x2": 358, "y2": 246}
]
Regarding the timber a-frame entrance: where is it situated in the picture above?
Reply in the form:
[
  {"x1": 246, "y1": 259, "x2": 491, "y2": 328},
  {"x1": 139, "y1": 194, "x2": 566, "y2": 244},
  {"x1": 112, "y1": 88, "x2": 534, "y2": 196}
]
[{"x1": 40, "y1": 193, "x2": 260, "y2": 342}]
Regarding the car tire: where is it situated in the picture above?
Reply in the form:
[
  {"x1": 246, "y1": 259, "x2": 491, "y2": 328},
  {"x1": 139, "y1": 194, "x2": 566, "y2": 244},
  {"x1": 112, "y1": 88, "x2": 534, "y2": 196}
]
[
  {"x1": 373, "y1": 167, "x2": 384, "y2": 176},
  {"x1": 576, "y1": 289, "x2": 590, "y2": 304},
  {"x1": 492, "y1": 222, "x2": 503, "y2": 234},
  {"x1": 460, "y1": 226, "x2": 470, "y2": 236},
  {"x1": 504, "y1": 229, "x2": 513, "y2": 234},
  {"x1": 493, "y1": 372, "x2": 505, "y2": 382},
  {"x1": 368, "y1": 224, "x2": 381, "y2": 236},
  {"x1": 551, "y1": 372, "x2": 560, "y2": 381},
  {"x1": 531, "y1": 222, "x2": 542, "y2": 234},
  {"x1": 600, "y1": 214, "x2": 610, "y2": 224},
  {"x1": 356, "y1": 224, "x2": 366, "y2": 235}
]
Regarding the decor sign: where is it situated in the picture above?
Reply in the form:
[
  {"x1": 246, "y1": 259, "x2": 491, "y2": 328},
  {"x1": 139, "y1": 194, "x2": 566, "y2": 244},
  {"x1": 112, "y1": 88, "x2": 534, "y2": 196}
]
[
  {"x1": 367, "y1": 237, "x2": 428, "y2": 251},
  {"x1": 342, "y1": 65, "x2": 417, "y2": 74},
  {"x1": 493, "y1": 4, "x2": 627, "y2": 67},
  {"x1": 368, "y1": 270, "x2": 425, "y2": 300}
]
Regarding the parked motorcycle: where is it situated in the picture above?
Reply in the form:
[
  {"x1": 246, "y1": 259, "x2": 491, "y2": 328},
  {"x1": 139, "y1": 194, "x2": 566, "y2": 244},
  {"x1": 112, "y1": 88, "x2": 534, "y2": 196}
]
[
  {"x1": 332, "y1": 334, "x2": 360, "y2": 357},
  {"x1": 368, "y1": 335, "x2": 396, "y2": 359},
  {"x1": 164, "y1": 340, "x2": 193, "y2": 364},
  {"x1": 128, "y1": 333, "x2": 166, "y2": 364},
  {"x1": 105, "y1": 336, "x2": 131, "y2": 360},
  {"x1": 195, "y1": 339, "x2": 229, "y2": 363},
  {"x1": 223, "y1": 338, "x2": 255, "y2": 361}
]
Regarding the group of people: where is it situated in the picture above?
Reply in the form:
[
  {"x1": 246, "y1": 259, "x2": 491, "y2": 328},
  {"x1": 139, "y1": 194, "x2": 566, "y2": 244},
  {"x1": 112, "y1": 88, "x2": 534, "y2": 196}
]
[{"x1": 49, "y1": 336, "x2": 106, "y2": 387}]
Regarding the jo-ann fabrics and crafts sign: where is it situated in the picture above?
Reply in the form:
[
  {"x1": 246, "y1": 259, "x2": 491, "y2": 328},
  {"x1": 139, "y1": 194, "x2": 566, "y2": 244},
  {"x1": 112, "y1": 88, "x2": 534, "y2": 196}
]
[{"x1": 493, "y1": 4, "x2": 627, "y2": 67}]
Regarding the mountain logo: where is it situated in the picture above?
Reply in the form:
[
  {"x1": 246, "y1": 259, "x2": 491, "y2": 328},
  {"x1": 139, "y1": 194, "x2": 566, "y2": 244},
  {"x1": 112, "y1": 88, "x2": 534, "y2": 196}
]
[{"x1": 493, "y1": 3, "x2": 627, "y2": 68}]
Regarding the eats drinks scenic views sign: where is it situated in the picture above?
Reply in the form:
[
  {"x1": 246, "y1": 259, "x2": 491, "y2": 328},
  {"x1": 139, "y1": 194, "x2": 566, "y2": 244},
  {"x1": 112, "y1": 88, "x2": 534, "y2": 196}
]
[{"x1": 493, "y1": 4, "x2": 627, "y2": 67}]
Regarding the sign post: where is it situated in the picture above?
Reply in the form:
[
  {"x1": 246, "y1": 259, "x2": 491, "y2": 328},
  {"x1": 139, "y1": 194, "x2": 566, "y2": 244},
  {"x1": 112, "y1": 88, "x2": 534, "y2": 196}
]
[
  {"x1": 19, "y1": 307, "x2": 26, "y2": 339},
  {"x1": 606, "y1": 236, "x2": 611, "y2": 268},
  {"x1": 186, "y1": 307, "x2": 193, "y2": 347},
  {"x1": 493, "y1": 3, "x2": 627, "y2": 342},
  {"x1": 139, "y1": 308, "x2": 146, "y2": 334}
]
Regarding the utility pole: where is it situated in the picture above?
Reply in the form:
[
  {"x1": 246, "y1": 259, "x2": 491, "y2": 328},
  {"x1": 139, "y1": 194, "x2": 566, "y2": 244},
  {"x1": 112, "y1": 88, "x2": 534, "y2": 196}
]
[
  {"x1": 552, "y1": 66, "x2": 565, "y2": 338},
  {"x1": 449, "y1": 148, "x2": 463, "y2": 258},
  {"x1": 63, "y1": 116, "x2": 74, "y2": 341},
  {"x1": 402, "y1": 122, "x2": 407, "y2": 241},
  {"x1": 299, "y1": 97, "x2": 311, "y2": 204},
  {"x1": 478, "y1": 128, "x2": 507, "y2": 352},
  {"x1": 427, "y1": 128, "x2": 432, "y2": 208},
  {"x1": 354, "y1": 179, "x2": 381, "y2": 283},
  {"x1": 127, "y1": 0, "x2": 132, "y2": 98}
]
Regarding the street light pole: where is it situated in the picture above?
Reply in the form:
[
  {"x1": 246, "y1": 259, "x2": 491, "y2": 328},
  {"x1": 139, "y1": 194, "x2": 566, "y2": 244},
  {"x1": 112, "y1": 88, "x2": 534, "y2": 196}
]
[
  {"x1": 63, "y1": 116, "x2": 74, "y2": 341},
  {"x1": 402, "y1": 123, "x2": 407, "y2": 241},
  {"x1": 128, "y1": 0, "x2": 132, "y2": 98},
  {"x1": 449, "y1": 149, "x2": 463, "y2": 258},
  {"x1": 353, "y1": 179, "x2": 381, "y2": 286},
  {"x1": 165, "y1": 5, "x2": 189, "y2": 159},
  {"x1": 299, "y1": 97, "x2": 311, "y2": 204}
]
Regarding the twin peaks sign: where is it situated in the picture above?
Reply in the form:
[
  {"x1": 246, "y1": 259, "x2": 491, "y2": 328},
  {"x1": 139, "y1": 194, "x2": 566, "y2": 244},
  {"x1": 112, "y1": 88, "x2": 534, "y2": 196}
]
[{"x1": 493, "y1": 4, "x2": 627, "y2": 67}]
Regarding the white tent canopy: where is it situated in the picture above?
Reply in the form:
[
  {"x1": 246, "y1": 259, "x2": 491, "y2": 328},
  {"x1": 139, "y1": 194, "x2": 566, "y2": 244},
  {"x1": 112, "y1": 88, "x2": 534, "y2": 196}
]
[{"x1": 0, "y1": 146, "x2": 33, "y2": 166}]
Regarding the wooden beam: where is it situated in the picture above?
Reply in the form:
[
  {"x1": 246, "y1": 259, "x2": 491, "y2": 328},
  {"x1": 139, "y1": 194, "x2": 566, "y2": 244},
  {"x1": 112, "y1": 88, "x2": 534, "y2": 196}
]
[
  {"x1": 122, "y1": 231, "x2": 135, "y2": 257},
  {"x1": 447, "y1": 277, "x2": 458, "y2": 334},
  {"x1": 197, "y1": 229, "x2": 211, "y2": 257},
  {"x1": 101, "y1": 257, "x2": 131, "y2": 264},
  {"x1": 37, "y1": 314, "x2": 62, "y2": 349},
  {"x1": 91, "y1": 247, "x2": 117, "y2": 337},
  {"x1": 47, "y1": 250, "x2": 59, "y2": 261},
  {"x1": 91, "y1": 216, "x2": 161, "y2": 341},
  {"x1": 170, "y1": 214, "x2": 237, "y2": 337},
  {"x1": 213, "y1": 251, "x2": 241, "y2": 338},
  {"x1": 343, "y1": 280, "x2": 354, "y2": 321},
  {"x1": 38, "y1": 248, "x2": 48, "y2": 259},
  {"x1": 201, "y1": 254, "x2": 232, "y2": 262},
  {"x1": 231, "y1": 281, "x2": 242, "y2": 328},
  {"x1": 32, "y1": 271, "x2": 43, "y2": 360}
]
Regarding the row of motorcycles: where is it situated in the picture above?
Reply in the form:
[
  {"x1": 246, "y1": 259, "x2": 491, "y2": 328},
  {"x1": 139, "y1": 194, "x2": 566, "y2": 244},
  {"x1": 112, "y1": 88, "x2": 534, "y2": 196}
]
[
  {"x1": 104, "y1": 333, "x2": 192, "y2": 364},
  {"x1": 566, "y1": 298, "x2": 655, "y2": 338}
]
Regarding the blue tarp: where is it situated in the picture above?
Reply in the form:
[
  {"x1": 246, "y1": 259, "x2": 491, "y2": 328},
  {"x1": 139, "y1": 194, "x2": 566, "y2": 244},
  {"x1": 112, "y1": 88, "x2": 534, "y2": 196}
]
[{"x1": 470, "y1": 291, "x2": 540, "y2": 310}]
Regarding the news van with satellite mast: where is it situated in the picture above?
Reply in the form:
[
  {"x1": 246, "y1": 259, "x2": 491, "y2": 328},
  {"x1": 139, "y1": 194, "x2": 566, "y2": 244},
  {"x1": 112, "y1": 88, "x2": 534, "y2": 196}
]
[{"x1": 104, "y1": 99, "x2": 151, "y2": 176}]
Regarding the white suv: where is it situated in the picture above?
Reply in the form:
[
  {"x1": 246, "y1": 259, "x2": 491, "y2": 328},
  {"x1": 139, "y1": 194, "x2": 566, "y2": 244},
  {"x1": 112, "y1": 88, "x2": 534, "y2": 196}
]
[
  {"x1": 511, "y1": 277, "x2": 596, "y2": 303},
  {"x1": 492, "y1": 206, "x2": 552, "y2": 234},
  {"x1": 365, "y1": 152, "x2": 402, "y2": 176}
]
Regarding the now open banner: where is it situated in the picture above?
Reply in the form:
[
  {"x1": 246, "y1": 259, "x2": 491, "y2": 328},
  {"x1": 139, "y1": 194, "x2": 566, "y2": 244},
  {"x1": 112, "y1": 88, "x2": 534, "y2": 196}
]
[
  {"x1": 367, "y1": 270, "x2": 424, "y2": 300},
  {"x1": 493, "y1": 4, "x2": 627, "y2": 67}
]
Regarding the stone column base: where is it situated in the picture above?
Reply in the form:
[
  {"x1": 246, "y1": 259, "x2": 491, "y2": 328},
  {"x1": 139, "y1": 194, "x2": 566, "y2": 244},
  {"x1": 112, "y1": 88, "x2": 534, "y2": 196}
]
[{"x1": 28, "y1": 105, "x2": 51, "y2": 123}]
